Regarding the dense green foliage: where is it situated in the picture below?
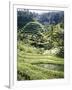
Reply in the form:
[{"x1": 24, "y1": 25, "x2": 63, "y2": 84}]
[
  {"x1": 17, "y1": 10, "x2": 34, "y2": 29},
  {"x1": 17, "y1": 9, "x2": 64, "y2": 80}
]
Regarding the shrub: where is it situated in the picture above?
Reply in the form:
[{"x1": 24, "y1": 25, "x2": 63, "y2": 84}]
[{"x1": 56, "y1": 47, "x2": 64, "y2": 58}]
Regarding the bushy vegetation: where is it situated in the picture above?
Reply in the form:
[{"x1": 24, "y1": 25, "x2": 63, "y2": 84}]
[{"x1": 17, "y1": 9, "x2": 64, "y2": 80}]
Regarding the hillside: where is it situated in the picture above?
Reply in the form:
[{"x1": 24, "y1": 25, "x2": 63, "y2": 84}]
[{"x1": 17, "y1": 9, "x2": 64, "y2": 80}]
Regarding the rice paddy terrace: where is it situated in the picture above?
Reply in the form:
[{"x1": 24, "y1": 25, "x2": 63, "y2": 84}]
[{"x1": 17, "y1": 42, "x2": 64, "y2": 80}]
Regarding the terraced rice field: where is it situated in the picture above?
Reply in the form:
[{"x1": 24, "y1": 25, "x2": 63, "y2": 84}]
[{"x1": 17, "y1": 51, "x2": 64, "y2": 80}]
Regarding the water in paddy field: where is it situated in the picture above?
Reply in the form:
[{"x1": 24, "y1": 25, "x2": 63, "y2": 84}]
[{"x1": 35, "y1": 63, "x2": 64, "y2": 71}]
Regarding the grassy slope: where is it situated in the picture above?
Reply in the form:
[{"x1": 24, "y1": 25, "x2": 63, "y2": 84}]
[
  {"x1": 17, "y1": 63, "x2": 64, "y2": 80},
  {"x1": 17, "y1": 41, "x2": 64, "y2": 80}
]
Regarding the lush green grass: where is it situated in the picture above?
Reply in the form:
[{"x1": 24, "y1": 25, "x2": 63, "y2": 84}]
[
  {"x1": 17, "y1": 41, "x2": 64, "y2": 80},
  {"x1": 17, "y1": 62, "x2": 64, "y2": 80},
  {"x1": 18, "y1": 52, "x2": 64, "y2": 65}
]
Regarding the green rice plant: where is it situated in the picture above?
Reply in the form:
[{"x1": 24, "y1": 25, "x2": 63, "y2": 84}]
[{"x1": 17, "y1": 62, "x2": 64, "y2": 80}]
